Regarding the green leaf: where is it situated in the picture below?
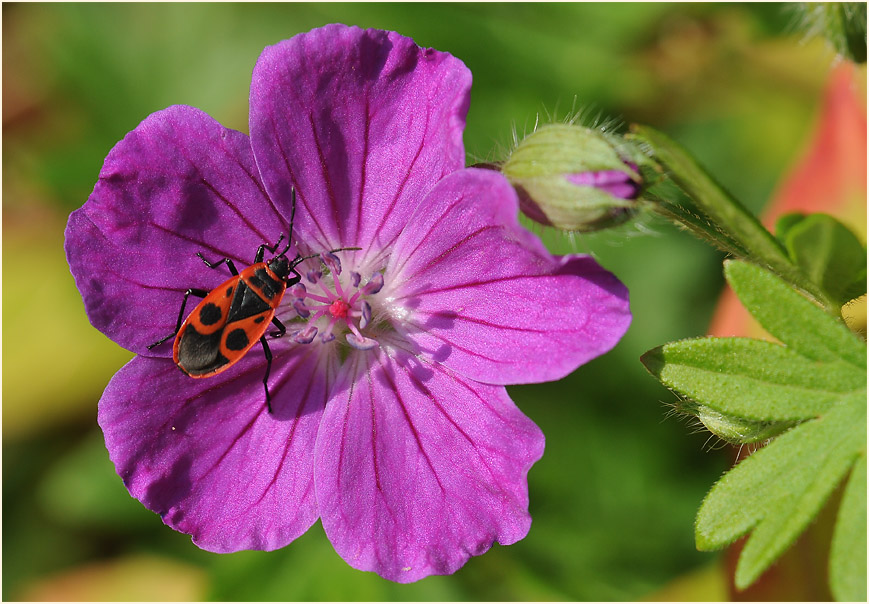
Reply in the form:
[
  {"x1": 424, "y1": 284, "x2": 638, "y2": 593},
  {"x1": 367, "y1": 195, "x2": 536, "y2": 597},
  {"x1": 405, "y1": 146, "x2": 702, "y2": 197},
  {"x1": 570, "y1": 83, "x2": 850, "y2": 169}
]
[
  {"x1": 641, "y1": 338, "x2": 863, "y2": 420},
  {"x1": 645, "y1": 260, "x2": 866, "y2": 597},
  {"x1": 830, "y1": 453, "x2": 867, "y2": 601},
  {"x1": 775, "y1": 213, "x2": 867, "y2": 307},
  {"x1": 773, "y1": 213, "x2": 805, "y2": 240},
  {"x1": 724, "y1": 260, "x2": 866, "y2": 368},
  {"x1": 695, "y1": 397, "x2": 865, "y2": 590}
]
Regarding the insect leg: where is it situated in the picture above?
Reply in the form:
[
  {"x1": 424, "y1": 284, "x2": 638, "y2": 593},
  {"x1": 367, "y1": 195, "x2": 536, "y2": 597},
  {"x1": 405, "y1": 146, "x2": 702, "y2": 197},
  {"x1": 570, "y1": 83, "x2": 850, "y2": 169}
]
[
  {"x1": 260, "y1": 336, "x2": 274, "y2": 414},
  {"x1": 255, "y1": 234, "x2": 286, "y2": 263},
  {"x1": 255, "y1": 189, "x2": 297, "y2": 264},
  {"x1": 196, "y1": 252, "x2": 238, "y2": 276},
  {"x1": 269, "y1": 316, "x2": 287, "y2": 338},
  {"x1": 147, "y1": 288, "x2": 210, "y2": 349}
]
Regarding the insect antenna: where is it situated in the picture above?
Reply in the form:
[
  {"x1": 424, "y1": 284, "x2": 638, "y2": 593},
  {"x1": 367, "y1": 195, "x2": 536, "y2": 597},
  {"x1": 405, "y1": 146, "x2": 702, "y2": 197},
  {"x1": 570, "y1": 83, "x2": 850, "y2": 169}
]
[
  {"x1": 288, "y1": 247, "x2": 362, "y2": 269},
  {"x1": 277, "y1": 235, "x2": 293, "y2": 258},
  {"x1": 325, "y1": 246, "x2": 363, "y2": 255},
  {"x1": 283, "y1": 187, "x2": 298, "y2": 256}
]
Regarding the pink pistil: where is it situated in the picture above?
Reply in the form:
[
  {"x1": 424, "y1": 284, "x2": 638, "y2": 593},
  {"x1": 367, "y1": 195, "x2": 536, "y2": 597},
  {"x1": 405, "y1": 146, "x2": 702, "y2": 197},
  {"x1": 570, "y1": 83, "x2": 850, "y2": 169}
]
[
  {"x1": 330, "y1": 299, "x2": 350, "y2": 319},
  {"x1": 289, "y1": 263, "x2": 383, "y2": 350}
]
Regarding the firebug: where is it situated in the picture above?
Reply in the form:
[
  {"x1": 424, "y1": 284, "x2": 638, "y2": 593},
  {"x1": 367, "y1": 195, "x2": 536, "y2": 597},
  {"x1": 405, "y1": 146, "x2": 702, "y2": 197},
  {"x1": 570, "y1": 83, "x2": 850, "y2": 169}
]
[{"x1": 148, "y1": 190, "x2": 351, "y2": 413}]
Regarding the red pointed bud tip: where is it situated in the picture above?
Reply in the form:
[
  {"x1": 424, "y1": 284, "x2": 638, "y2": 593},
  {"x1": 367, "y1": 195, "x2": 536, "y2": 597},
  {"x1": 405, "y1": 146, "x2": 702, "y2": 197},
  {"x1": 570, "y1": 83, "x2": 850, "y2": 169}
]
[{"x1": 500, "y1": 124, "x2": 643, "y2": 232}]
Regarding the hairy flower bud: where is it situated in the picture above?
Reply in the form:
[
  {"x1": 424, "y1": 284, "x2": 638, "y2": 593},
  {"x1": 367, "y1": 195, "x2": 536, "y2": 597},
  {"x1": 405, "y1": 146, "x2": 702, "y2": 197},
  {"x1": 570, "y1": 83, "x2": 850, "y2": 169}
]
[{"x1": 501, "y1": 124, "x2": 642, "y2": 232}]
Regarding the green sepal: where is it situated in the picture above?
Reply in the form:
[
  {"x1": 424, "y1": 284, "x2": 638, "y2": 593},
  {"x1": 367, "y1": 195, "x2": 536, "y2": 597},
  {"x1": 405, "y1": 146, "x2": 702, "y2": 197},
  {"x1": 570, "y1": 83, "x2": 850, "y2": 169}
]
[
  {"x1": 695, "y1": 406, "x2": 795, "y2": 445},
  {"x1": 503, "y1": 123, "x2": 637, "y2": 179},
  {"x1": 501, "y1": 124, "x2": 641, "y2": 232},
  {"x1": 774, "y1": 212, "x2": 867, "y2": 307},
  {"x1": 512, "y1": 176, "x2": 636, "y2": 232}
]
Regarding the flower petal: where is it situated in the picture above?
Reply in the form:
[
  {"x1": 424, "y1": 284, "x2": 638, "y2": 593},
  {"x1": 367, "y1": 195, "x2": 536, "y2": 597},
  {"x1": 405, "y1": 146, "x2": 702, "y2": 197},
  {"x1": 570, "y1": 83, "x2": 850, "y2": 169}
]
[
  {"x1": 315, "y1": 348, "x2": 544, "y2": 583},
  {"x1": 249, "y1": 24, "x2": 471, "y2": 262},
  {"x1": 99, "y1": 345, "x2": 332, "y2": 553},
  {"x1": 65, "y1": 105, "x2": 288, "y2": 355},
  {"x1": 384, "y1": 168, "x2": 631, "y2": 384}
]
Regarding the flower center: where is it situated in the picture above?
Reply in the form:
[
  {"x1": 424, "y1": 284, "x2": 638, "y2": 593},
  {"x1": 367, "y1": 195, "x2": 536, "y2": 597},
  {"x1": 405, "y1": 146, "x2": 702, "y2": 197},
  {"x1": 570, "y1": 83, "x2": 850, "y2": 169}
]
[
  {"x1": 286, "y1": 251, "x2": 383, "y2": 351},
  {"x1": 329, "y1": 299, "x2": 350, "y2": 319}
]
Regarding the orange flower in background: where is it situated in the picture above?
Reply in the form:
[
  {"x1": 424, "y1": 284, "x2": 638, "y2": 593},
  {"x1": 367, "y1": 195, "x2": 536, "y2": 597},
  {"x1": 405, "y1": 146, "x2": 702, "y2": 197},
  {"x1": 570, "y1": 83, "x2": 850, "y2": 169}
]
[{"x1": 709, "y1": 61, "x2": 867, "y2": 340}]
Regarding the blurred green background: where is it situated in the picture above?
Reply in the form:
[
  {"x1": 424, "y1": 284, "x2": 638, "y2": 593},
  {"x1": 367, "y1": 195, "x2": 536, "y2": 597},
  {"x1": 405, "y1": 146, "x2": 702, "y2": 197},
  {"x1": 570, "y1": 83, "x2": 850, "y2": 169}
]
[{"x1": 2, "y1": 2, "x2": 849, "y2": 600}]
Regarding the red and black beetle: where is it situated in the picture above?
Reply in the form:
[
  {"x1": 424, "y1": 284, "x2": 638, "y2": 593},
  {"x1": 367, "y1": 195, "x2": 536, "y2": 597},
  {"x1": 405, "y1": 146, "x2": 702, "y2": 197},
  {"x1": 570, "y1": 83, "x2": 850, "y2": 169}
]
[{"x1": 148, "y1": 190, "x2": 351, "y2": 413}]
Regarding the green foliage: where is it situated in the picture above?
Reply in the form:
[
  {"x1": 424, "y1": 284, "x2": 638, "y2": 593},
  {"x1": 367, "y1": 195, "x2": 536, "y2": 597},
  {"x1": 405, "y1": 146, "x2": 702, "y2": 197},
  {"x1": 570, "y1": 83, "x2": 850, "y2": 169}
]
[
  {"x1": 631, "y1": 126, "x2": 842, "y2": 313},
  {"x1": 642, "y1": 336, "x2": 863, "y2": 420},
  {"x1": 696, "y1": 397, "x2": 864, "y2": 590},
  {"x1": 775, "y1": 212, "x2": 868, "y2": 307},
  {"x1": 643, "y1": 260, "x2": 867, "y2": 597},
  {"x1": 831, "y1": 454, "x2": 867, "y2": 601},
  {"x1": 723, "y1": 259, "x2": 866, "y2": 367}
]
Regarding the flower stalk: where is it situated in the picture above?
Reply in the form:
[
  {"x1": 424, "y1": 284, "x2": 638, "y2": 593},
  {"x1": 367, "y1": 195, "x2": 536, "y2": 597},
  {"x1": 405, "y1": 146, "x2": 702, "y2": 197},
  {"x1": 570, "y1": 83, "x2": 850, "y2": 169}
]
[{"x1": 630, "y1": 125, "x2": 841, "y2": 314}]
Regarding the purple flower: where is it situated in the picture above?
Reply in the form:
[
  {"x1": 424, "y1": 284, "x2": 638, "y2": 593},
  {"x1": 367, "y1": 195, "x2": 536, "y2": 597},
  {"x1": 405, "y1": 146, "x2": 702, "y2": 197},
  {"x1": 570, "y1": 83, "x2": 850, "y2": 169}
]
[{"x1": 65, "y1": 24, "x2": 631, "y2": 582}]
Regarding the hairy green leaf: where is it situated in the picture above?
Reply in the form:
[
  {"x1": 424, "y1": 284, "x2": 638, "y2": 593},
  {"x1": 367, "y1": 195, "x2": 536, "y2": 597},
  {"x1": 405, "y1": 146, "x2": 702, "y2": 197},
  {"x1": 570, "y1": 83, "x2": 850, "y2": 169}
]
[
  {"x1": 724, "y1": 260, "x2": 866, "y2": 367},
  {"x1": 645, "y1": 260, "x2": 866, "y2": 598},
  {"x1": 695, "y1": 398, "x2": 865, "y2": 589},
  {"x1": 830, "y1": 453, "x2": 867, "y2": 602},
  {"x1": 641, "y1": 338, "x2": 863, "y2": 420}
]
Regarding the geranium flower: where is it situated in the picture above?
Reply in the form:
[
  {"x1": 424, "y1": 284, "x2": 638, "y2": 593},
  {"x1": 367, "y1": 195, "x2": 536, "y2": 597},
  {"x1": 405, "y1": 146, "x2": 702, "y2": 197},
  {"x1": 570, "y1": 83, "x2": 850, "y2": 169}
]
[{"x1": 65, "y1": 24, "x2": 631, "y2": 582}]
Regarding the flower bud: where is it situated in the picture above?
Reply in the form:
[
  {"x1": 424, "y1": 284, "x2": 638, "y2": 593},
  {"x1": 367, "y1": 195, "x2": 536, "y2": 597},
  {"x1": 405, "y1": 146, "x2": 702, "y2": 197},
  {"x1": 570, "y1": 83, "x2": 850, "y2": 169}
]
[{"x1": 501, "y1": 124, "x2": 642, "y2": 232}]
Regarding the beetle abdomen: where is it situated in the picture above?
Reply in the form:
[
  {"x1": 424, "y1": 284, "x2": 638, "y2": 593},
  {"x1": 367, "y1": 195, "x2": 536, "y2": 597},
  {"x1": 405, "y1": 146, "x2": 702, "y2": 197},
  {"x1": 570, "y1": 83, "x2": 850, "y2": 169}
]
[{"x1": 176, "y1": 324, "x2": 228, "y2": 375}]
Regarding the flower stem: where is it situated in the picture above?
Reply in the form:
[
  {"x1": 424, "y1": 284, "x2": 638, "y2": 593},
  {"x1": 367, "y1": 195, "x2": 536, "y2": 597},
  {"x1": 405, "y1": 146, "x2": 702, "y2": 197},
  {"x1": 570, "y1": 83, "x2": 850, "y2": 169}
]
[{"x1": 631, "y1": 125, "x2": 840, "y2": 314}]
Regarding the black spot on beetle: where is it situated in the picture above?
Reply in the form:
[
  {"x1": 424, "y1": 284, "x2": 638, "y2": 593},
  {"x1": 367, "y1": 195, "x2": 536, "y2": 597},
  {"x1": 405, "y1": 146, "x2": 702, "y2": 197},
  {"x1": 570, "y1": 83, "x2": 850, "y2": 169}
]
[
  {"x1": 254, "y1": 316, "x2": 265, "y2": 323},
  {"x1": 199, "y1": 303, "x2": 222, "y2": 325},
  {"x1": 177, "y1": 325, "x2": 224, "y2": 374},
  {"x1": 226, "y1": 286, "x2": 233, "y2": 297},
  {"x1": 226, "y1": 328, "x2": 249, "y2": 351}
]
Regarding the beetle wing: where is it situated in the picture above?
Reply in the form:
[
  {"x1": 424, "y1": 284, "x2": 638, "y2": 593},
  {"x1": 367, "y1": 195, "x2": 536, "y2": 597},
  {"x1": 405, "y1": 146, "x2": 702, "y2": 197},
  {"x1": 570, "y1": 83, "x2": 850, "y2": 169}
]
[
  {"x1": 172, "y1": 263, "x2": 286, "y2": 378},
  {"x1": 217, "y1": 310, "x2": 275, "y2": 369},
  {"x1": 173, "y1": 274, "x2": 239, "y2": 376}
]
